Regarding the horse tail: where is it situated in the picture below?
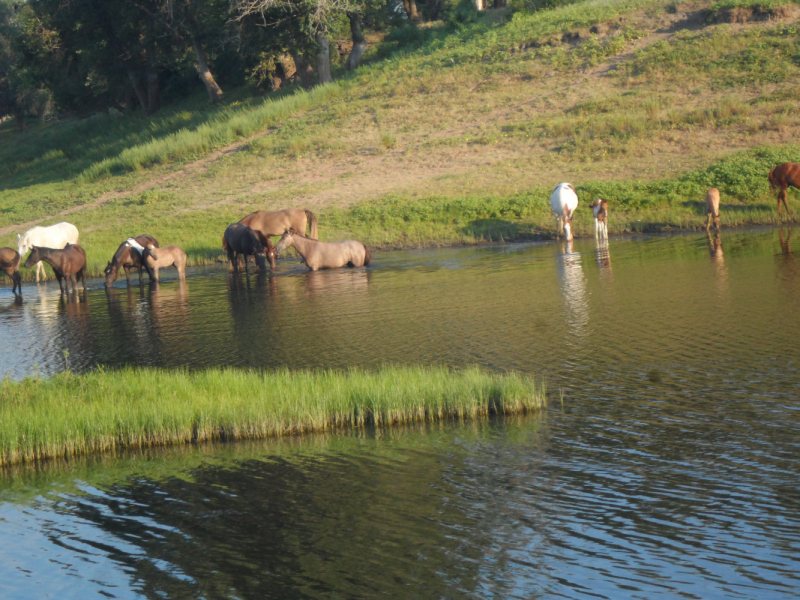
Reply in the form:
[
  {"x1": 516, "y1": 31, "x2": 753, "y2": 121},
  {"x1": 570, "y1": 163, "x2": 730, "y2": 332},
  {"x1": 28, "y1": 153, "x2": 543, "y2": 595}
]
[
  {"x1": 362, "y1": 244, "x2": 372, "y2": 267},
  {"x1": 305, "y1": 210, "x2": 318, "y2": 239},
  {"x1": 222, "y1": 235, "x2": 228, "y2": 252}
]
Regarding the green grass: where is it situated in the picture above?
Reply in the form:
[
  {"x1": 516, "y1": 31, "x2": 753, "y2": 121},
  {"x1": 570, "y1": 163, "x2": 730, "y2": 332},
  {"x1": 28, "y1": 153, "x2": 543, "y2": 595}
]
[{"x1": 0, "y1": 366, "x2": 546, "y2": 467}]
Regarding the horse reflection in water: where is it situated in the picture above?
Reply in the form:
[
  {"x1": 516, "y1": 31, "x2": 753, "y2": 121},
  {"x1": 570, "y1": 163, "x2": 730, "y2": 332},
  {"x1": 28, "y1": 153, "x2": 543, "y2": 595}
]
[
  {"x1": 148, "y1": 280, "x2": 192, "y2": 361},
  {"x1": 556, "y1": 240, "x2": 589, "y2": 342},
  {"x1": 595, "y1": 238, "x2": 612, "y2": 277},
  {"x1": 706, "y1": 230, "x2": 729, "y2": 299},
  {"x1": 776, "y1": 229, "x2": 799, "y2": 289}
]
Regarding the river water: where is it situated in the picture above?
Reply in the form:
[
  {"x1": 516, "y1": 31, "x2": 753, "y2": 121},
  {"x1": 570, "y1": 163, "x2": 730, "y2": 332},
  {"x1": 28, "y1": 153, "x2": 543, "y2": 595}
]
[{"x1": 0, "y1": 228, "x2": 798, "y2": 598}]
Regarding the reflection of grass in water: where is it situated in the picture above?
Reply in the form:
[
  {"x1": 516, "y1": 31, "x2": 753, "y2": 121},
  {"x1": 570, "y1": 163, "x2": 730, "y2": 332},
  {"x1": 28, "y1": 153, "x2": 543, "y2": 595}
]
[{"x1": 0, "y1": 366, "x2": 545, "y2": 467}]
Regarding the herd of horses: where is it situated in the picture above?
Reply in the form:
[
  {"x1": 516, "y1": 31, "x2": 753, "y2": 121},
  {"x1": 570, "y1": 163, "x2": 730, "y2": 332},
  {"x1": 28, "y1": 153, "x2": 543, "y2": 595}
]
[{"x1": 1, "y1": 162, "x2": 798, "y2": 299}]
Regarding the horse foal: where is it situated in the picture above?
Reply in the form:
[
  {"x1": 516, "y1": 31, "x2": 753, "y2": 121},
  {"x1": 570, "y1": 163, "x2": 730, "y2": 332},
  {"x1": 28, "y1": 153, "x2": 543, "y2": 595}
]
[
  {"x1": 142, "y1": 246, "x2": 187, "y2": 281},
  {"x1": 705, "y1": 188, "x2": 721, "y2": 231},
  {"x1": 592, "y1": 199, "x2": 609, "y2": 239},
  {"x1": 0, "y1": 248, "x2": 22, "y2": 296}
]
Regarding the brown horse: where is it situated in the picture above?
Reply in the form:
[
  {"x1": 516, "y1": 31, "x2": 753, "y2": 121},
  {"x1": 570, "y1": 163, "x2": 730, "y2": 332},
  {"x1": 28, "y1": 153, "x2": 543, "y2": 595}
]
[
  {"x1": 240, "y1": 209, "x2": 319, "y2": 242},
  {"x1": 275, "y1": 228, "x2": 371, "y2": 271},
  {"x1": 224, "y1": 223, "x2": 272, "y2": 274},
  {"x1": 104, "y1": 235, "x2": 160, "y2": 287},
  {"x1": 705, "y1": 188, "x2": 721, "y2": 231},
  {"x1": 222, "y1": 232, "x2": 275, "y2": 269},
  {"x1": 0, "y1": 247, "x2": 22, "y2": 296},
  {"x1": 24, "y1": 244, "x2": 86, "y2": 294},
  {"x1": 768, "y1": 162, "x2": 800, "y2": 216},
  {"x1": 141, "y1": 246, "x2": 187, "y2": 281}
]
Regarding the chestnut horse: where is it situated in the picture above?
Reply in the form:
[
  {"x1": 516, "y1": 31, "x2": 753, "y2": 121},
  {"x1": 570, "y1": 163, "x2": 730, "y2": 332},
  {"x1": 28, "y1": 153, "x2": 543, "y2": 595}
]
[
  {"x1": 768, "y1": 162, "x2": 800, "y2": 216},
  {"x1": 275, "y1": 228, "x2": 371, "y2": 271},
  {"x1": 224, "y1": 223, "x2": 271, "y2": 274},
  {"x1": 24, "y1": 245, "x2": 86, "y2": 294},
  {"x1": 0, "y1": 247, "x2": 22, "y2": 296},
  {"x1": 240, "y1": 209, "x2": 319, "y2": 242},
  {"x1": 104, "y1": 235, "x2": 160, "y2": 287},
  {"x1": 550, "y1": 183, "x2": 579, "y2": 241},
  {"x1": 591, "y1": 199, "x2": 608, "y2": 239},
  {"x1": 142, "y1": 246, "x2": 187, "y2": 281},
  {"x1": 705, "y1": 188, "x2": 721, "y2": 231}
]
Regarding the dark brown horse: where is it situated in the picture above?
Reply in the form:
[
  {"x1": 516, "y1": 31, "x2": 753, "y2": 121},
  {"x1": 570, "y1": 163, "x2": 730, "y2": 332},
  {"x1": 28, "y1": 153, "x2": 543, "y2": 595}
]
[
  {"x1": 24, "y1": 244, "x2": 86, "y2": 294},
  {"x1": 240, "y1": 209, "x2": 319, "y2": 242},
  {"x1": 0, "y1": 247, "x2": 22, "y2": 296},
  {"x1": 104, "y1": 235, "x2": 159, "y2": 286},
  {"x1": 224, "y1": 223, "x2": 272, "y2": 274},
  {"x1": 768, "y1": 162, "x2": 800, "y2": 216},
  {"x1": 222, "y1": 231, "x2": 275, "y2": 270}
]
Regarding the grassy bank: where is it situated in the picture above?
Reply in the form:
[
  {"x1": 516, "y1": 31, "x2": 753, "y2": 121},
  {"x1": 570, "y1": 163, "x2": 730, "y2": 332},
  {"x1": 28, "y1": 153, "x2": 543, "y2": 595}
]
[{"x1": 0, "y1": 366, "x2": 546, "y2": 467}]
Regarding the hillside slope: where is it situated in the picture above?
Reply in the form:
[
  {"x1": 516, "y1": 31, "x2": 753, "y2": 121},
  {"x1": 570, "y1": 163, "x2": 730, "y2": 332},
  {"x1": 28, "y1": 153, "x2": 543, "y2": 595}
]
[{"x1": 1, "y1": 0, "x2": 799, "y2": 276}]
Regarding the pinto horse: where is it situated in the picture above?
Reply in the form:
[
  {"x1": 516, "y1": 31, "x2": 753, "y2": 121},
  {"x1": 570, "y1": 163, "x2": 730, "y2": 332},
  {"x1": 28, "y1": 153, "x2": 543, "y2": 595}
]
[
  {"x1": 224, "y1": 223, "x2": 272, "y2": 274},
  {"x1": 591, "y1": 199, "x2": 609, "y2": 239},
  {"x1": 275, "y1": 228, "x2": 371, "y2": 271},
  {"x1": 17, "y1": 222, "x2": 79, "y2": 282},
  {"x1": 240, "y1": 209, "x2": 319, "y2": 242},
  {"x1": 104, "y1": 235, "x2": 160, "y2": 287},
  {"x1": 0, "y1": 248, "x2": 22, "y2": 296},
  {"x1": 550, "y1": 183, "x2": 579, "y2": 241},
  {"x1": 24, "y1": 244, "x2": 86, "y2": 294},
  {"x1": 768, "y1": 162, "x2": 800, "y2": 216}
]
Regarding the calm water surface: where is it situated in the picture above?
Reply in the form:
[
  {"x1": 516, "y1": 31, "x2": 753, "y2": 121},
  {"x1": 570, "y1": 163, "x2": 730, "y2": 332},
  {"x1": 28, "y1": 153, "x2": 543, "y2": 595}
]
[{"x1": 0, "y1": 228, "x2": 799, "y2": 599}]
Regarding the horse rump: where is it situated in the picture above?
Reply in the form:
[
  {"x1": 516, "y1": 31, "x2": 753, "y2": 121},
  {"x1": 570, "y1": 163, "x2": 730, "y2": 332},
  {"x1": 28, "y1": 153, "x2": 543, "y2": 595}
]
[{"x1": 363, "y1": 244, "x2": 372, "y2": 267}]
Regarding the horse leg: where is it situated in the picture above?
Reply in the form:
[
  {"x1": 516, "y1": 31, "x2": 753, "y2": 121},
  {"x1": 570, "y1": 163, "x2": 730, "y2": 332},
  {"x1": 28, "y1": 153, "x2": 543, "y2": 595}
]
[
  {"x1": 123, "y1": 265, "x2": 132, "y2": 285},
  {"x1": 243, "y1": 254, "x2": 249, "y2": 275},
  {"x1": 778, "y1": 188, "x2": 787, "y2": 216},
  {"x1": 783, "y1": 188, "x2": 792, "y2": 215},
  {"x1": 55, "y1": 272, "x2": 65, "y2": 294}
]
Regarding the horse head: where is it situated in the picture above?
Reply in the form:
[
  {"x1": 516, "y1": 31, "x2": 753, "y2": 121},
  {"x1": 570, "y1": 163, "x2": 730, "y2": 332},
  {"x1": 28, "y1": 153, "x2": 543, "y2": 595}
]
[
  {"x1": 563, "y1": 208, "x2": 574, "y2": 241},
  {"x1": 17, "y1": 233, "x2": 28, "y2": 256},
  {"x1": 23, "y1": 246, "x2": 40, "y2": 268},
  {"x1": 275, "y1": 228, "x2": 295, "y2": 254},
  {"x1": 104, "y1": 261, "x2": 117, "y2": 286}
]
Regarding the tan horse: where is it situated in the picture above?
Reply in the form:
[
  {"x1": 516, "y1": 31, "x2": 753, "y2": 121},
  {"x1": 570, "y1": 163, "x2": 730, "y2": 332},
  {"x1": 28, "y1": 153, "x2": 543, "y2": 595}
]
[
  {"x1": 705, "y1": 188, "x2": 721, "y2": 231},
  {"x1": 142, "y1": 246, "x2": 187, "y2": 281},
  {"x1": 0, "y1": 248, "x2": 22, "y2": 296},
  {"x1": 275, "y1": 228, "x2": 371, "y2": 271},
  {"x1": 240, "y1": 209, "x2": 319, "y2": 242}
]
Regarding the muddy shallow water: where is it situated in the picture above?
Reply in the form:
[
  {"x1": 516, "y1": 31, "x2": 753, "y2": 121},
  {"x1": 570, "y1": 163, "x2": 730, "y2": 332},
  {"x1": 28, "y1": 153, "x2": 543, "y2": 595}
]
[{"x1": 0, "y1": 228, "x2": 798, "y2": 599}]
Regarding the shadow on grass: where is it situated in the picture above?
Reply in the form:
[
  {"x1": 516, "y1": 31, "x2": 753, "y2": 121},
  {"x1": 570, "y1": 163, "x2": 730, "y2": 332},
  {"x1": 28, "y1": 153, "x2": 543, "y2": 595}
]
[
  {"x1": 681, "y1": 200, "x2": 773, "y2": 213},
  {"x1": 459, "y1": 219, "x2": 552, "y2": 242}
]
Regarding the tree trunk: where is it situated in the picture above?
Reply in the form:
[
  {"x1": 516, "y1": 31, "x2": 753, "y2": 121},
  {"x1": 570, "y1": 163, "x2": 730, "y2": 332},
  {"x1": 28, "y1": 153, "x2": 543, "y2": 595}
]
[
  {"x1": 346, "y1": 13, "x2": 368, "y2": 70},
  {"x1": 316, "y1": 32, "x2": 333, "y2": 85},
  {"x1": 14, "y1": 110, "x2": 25, "y2": 132},
  {"x1": 147, "y1": 69, "x2": 160, "y2": 114},
  {"x1": 126, "y1": 68, "x2": 148, "y2": 113},
  {"x1": 191, "y1": 37, "x2": 223, "y2": 103},
  {"x1": 288, "y1": 36, "x2": 316, "y2": 90},
  {"x1": 475, "y1": 0, "x2": 484, "y2": 10}
]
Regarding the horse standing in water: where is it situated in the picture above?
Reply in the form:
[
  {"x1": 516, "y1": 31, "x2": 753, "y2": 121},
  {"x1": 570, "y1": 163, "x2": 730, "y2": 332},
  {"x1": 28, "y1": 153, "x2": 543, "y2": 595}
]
[
  {"x1": 240, "y1": 209, "x2": 319, "y2": 243},
  {"x1": 17, "y1": 222, "x2": 79, "y2": 282},
  {"x1": 592, "y1": 199, "x2": 609, "y2": 239},
  {"x1": 705, "y1": 188, "x2": 721, "y2": 231},
  {"x1": 550, "y1": 183, "x2": 579, "y2": 241},
  {"x1": 104, "y1": 235, "x2": 160, "y2": 286},
  {"x1": 0, "y1": 248, "x2": 22, "y2": 296},
  {"x1": 768, "y1": 162, "x2": 800, "y2": 216},
  {"x1": 24, "y1": 245, "x2": 86, "y2": 294},
  {"x1": 275, "y1": 228, "x2": 371, "y2": 271},
  {"x1": 224, "y1": 223, "x2": 273, "y2": 274},
  {"x1": 142, "y1": 246, "x2": 187, "y2": 281}
]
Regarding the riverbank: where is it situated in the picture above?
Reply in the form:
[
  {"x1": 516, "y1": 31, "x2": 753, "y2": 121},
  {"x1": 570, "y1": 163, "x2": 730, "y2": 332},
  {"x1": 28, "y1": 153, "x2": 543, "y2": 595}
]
[{"x1": 0, "y1": 366, "x2": 546, "y2": 467}]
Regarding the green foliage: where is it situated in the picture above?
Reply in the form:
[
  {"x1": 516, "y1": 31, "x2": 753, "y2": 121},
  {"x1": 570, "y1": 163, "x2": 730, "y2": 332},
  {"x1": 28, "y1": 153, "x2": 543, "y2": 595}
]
[{"x1": 0, "y1": 366, "x2": 546, "y2": 466}]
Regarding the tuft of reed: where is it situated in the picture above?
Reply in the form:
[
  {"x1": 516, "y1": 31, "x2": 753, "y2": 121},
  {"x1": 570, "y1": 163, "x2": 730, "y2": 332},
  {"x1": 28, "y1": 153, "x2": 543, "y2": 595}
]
[{"x1": 0, "y1": 366, "x2": 546, "y2": 467}]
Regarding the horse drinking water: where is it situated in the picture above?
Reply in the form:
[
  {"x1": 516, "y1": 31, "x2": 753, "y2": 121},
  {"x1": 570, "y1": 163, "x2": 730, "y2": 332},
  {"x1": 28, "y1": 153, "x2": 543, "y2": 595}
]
[
  {"x1": 768, "y1": 162, "x2": 800, "y2": 216},
  {"x1": 550, "y1": 183, "x2": 579, "y2": 241},
  {"x1": 224, "y1": 223, "x2": 272, "y2": 274},
  {"x1": 24, "y1": 244, "x2": 87, "y2": 294},
  {"x1": 0, "y1": 248, "x2": 22, "y2": 297},
  {"x1": 17, "y1": 222, "x2": 79, "y2": 282},
  {"x1": 275, "y1": 228, "x2": 371, "y2": 271},
  {"x1": 705, "y1": 188, "x2": 721, "y2": 231},
  {"x1": 104, "y1": 235, "x2": 160, "y2": 287}
]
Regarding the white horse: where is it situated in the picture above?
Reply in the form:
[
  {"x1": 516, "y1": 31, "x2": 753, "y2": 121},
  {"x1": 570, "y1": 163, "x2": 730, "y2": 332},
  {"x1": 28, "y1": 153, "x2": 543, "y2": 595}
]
[
  {"x1": 592, "y1": 199, "x2": 609, "y2": 239},
  {"x1": 550, "y1": 183, "x2": 579, "y2": 241},
  {"x1": 17, "y1": 222, "x2": 80, "y2": 282}
]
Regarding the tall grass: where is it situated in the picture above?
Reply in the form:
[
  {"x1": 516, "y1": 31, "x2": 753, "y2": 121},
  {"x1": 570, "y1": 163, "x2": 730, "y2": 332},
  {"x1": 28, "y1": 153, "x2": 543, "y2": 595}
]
[{"x1": 0, "y1": 366, "x2": 546, "y2": 467}]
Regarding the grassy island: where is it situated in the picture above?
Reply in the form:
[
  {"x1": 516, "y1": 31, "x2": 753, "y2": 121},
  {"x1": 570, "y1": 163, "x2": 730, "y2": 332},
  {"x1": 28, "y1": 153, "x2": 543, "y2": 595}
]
[{"x1": 0, "y1": 366, "x2": 546, "y2": 467}]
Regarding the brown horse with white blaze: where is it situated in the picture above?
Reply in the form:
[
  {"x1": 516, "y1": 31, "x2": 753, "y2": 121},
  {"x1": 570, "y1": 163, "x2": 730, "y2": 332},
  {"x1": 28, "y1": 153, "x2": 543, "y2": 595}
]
[
  {"x1": 24, "y1": 244, "x2": 87, "y2": 294},
  {"x1": 105, "y1": 235, "x2": 160, "y2": 286},
  {"x1": 240, "y1": 209, "x2": 319, "y2": 242},
  {"x1": 275, "y1": 228, "x2": 371, "y2": 271},
  {"x1": 768, "y1": 162, "x2": 800, "y2": 216},
  {"x1": 0, "y1": 248, "x2": 22, "y2": 296}
]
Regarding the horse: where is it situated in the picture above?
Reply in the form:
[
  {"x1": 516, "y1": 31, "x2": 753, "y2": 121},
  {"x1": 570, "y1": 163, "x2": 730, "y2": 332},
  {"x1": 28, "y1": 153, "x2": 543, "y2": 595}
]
[
  {"x1": 240, "y1": 209, "x2": 319, "y2": 242},
  {"x1": 591, "y1": 199, "x2": 609, "y2": 239},
  {"x1": 104, "y1": 235, "x2": 160, "y2": 287},
  {"x1": 0, "y1": 248, "x2": 22, "y2": 296},
  {"x1": 705, "y1": 188, "x2": 721, "y2": 231},
  {"x1": 141, "y1": 246, "x2": 187, "y2": 281},
  {"x1": 768, "y1": 162, "x2": 800, "y2": 216},
  {"x1": 275, "y1": 228, "x2": 371, "y2": 271},
  {"x1": 224, "y1": 223, "x2": 271, "y2": 274},
  {"x1": 24, "y1": 244, "x2": 86, "y2": 294},
  {"x1": 17, "y1": 222, "x2": 79, "y2": 282},
  {"x1": 222, "y1": 231, "x2": 275, "y2": 270},
  {"x1": 550, "y1": 183, "x2": 579, "y2": 241}
]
